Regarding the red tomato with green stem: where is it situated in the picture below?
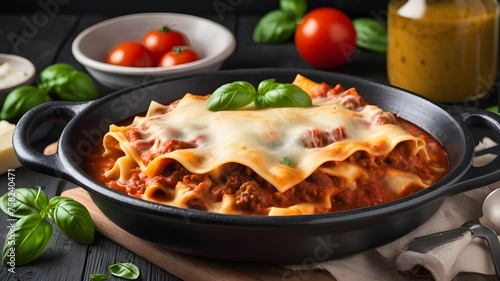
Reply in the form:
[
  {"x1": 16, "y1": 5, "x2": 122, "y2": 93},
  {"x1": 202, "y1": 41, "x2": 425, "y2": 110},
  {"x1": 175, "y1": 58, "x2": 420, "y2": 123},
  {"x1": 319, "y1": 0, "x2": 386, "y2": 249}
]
[
  {"x1": 106, "y1": 41, "x2": 153, "y2": 67},
  {"x1": 158, "y1": 46, "x2": 200, "y2": 67},
  {"x1": 142, "y1": 26, "x2": 190, "y2": 64},
  {"x1": 294, "y1": 7, "x2": 357, "y2": 69}
]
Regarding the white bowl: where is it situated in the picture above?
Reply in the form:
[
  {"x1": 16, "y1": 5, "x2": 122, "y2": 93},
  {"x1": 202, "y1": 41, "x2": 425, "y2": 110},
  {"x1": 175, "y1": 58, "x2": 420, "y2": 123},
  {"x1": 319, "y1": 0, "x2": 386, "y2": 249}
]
[
  {"x1": 0, "y1": 54, "x2": 36, "y2": 105},
  {"x1": 72, "y1": 13, "x2": 236, "y2": 90}
]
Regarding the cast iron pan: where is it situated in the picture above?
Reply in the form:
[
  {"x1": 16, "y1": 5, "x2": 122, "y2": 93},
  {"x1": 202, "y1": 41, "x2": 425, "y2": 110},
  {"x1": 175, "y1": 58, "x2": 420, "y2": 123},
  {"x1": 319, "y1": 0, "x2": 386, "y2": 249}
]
[{"x1": 13, "y1": 69, "x2": 500, "y2": 264}]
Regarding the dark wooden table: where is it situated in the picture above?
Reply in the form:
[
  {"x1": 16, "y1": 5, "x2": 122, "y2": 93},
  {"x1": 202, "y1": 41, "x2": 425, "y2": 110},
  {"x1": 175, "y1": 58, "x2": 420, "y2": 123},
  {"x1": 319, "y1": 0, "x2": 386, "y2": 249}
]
[{"x1": 1, "y1": 6, "x2": 498, "y2": 281}]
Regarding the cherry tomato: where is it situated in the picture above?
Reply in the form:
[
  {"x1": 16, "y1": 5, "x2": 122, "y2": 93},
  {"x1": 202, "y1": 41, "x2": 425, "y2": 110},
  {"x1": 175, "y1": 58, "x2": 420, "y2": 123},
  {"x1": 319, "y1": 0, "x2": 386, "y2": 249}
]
[
  {"x1": 106, "y1": 41, "x2": 153, "y2": 67},
  {"x1": 295, "y1": 7, "x2": 357, "y2": 69},
  {"x1": 142, "y1": 26, "x2": 189, "y2": 65},
  {"x1": 158, "y1": 46, "x2": 200, "y2": 67}
]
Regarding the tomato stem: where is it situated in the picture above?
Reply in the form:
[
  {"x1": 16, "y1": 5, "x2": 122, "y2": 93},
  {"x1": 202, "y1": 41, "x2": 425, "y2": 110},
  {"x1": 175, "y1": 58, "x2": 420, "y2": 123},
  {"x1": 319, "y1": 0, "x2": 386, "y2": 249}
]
[
  {"x1": 158, "y1": 25, "x2": 174, "y2": 33},
  {"x1": 172, "y1": 46, "x2": 187, "y2": 54}
]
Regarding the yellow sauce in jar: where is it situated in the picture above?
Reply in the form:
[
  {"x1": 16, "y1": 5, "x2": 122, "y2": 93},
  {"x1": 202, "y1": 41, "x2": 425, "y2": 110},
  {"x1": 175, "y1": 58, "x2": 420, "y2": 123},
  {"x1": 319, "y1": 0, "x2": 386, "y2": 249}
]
[{"x1": 388, "y1": 0, "x2": 499, "y2": 103}]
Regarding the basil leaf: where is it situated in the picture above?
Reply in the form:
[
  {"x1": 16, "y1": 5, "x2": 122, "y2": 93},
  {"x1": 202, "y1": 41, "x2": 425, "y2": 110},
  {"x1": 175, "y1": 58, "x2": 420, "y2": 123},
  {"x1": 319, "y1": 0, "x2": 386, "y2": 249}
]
[
  {"x1": 256, "y1": 78, "x2": 280, "y2": 109},
  {"x1": 353, "y1": 18, "x2": 388, "y2": 53},
  {"x1": 207, "y1": 81, "x2": 256, "y2": 111},
  {"x1": 2, "y1": 214, "x2": 52, "y2": 266},
  {"x1": 49, "y1": 71, "x2": 99, "y2": 102},
  {"x1": 257, "y1": 78, "x2": 278, "y2": 95},
  {"x1": 39, "y1": 63, "x2": 98, "y2": 102},
  {"x1": 262, "y1": 84, "x2": 312, "y2": 108},
  {"x1": 90, "y1": 273, "x2": 108, "y2": 281},
  {"x1": 254, "y1": 94, "x2": 267, "y2": 110},
  {"x1": 0, "y1": 85, "x2": 52, "y2": 121},
  {"x1": 487, "y1": 105, "x2": 499, "y2": 114},
  {"x1": 47, "y1": 195, "x2": 71, "y2": 206},
  {"x1": 252, "y1": 10, "x2": 297, "y2": 43},
  {"x1": 47, "y1": 196, "x2": 73, "y2": 219},
  {"x1": 280, "y1": 0, "x2": 307, "y2": 18},
  {"x1": 39, "y1": 63, "x2": 75, "y2": 82},
  {"x1": 0, "y1": 187, "x2": 49, "y2": 219},
  {"x1": 108, "y1": 262, "x2": 140, "y2": 280},
  {"x1": 49, "y1": 197, "x2": 95, "y2": 244}
]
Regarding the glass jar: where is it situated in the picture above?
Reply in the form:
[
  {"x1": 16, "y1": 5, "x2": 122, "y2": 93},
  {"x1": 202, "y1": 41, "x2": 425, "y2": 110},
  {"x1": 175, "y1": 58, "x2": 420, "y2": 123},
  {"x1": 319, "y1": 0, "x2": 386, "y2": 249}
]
[{"x1": 387, "y1": 0, "x2": 499, "y2": 103}]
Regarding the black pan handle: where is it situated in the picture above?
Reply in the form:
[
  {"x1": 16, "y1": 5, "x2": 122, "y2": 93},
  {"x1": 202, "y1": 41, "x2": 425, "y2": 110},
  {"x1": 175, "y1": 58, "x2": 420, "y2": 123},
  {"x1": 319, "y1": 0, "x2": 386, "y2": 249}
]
[
  {"x1": 446, "y1": 107, "x2": 500, "y2": 195},
  {"x1": 13, "y1": 101, "x2": 94, "y2": 179}
]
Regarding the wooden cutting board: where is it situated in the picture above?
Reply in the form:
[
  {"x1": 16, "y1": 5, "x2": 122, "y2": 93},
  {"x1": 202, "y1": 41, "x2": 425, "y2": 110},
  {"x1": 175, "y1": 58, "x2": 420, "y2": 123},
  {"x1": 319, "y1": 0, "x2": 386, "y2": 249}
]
[{"x1": 61, "y1": 188, "x2": 335, "y2": 281}]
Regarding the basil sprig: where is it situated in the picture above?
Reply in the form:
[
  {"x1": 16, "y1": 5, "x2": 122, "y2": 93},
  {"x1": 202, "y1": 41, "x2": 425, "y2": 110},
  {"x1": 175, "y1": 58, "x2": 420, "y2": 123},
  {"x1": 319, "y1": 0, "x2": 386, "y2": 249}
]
[
  {"x1": 0, "y1": 187, "x2": 94, "y2": 266},
  {"x1": 253, "y1": 0, "x2": 307, "y2": 43},
  {"x1": 0, "y1": 63, "x2": 99, "y2": 122},
  {"x1": 207, "y1": 78, "x2": 312, "y2": 111}
]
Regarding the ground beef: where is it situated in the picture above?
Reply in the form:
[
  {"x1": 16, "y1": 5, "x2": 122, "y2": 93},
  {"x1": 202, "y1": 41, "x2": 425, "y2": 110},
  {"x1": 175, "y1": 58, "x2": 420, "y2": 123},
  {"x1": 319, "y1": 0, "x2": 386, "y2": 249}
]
[
  {"x1": 293, "y1": 170, "x2": 335, "y2": 203},
  {"x1": 385, "y1": 143, "x2": 432, "y2": 181},
  {"x1": 125, "y1": 171, "x2": 147, "y2": 196},
  {"x1": 235, "y1": 180, "x2": 274, "y2": 213},
  {"x1": 209, "y1": 168, "x2": 341, "y2": 214},
  {"x1": 210, "y1": 173, "x2": 248, "y2": 201}
]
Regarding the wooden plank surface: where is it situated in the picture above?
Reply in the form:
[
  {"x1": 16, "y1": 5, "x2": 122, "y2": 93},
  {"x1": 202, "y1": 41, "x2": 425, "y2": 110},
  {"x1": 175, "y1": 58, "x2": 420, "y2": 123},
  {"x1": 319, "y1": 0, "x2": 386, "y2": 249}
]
[
  {"x1": 82, "y1": 232, "x2": 181, "y2": 281},
  {"x1": 62, "y1": 188, "x2": 335, "y2": 281}
]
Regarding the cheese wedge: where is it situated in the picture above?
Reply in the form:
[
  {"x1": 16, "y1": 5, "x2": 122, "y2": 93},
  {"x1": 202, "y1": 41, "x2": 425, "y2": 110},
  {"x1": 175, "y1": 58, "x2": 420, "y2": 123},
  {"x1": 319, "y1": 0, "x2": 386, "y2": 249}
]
[{"x1": 0, "y1": 121, "x2": 22, "y2": 174}]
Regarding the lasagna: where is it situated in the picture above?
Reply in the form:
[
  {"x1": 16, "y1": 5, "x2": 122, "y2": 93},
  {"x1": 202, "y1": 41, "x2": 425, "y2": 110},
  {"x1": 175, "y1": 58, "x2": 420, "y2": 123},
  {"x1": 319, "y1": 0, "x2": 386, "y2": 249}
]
[{"x1": 86, "y1": 74, "x2": 449, "y2": 216}]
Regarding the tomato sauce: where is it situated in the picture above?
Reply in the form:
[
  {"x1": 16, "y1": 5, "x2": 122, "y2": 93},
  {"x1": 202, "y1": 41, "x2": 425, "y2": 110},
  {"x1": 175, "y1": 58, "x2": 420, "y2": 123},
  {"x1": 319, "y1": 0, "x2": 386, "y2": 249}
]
[{"x1": 85, "y1": 115, "x2": 448, "y2": 215}]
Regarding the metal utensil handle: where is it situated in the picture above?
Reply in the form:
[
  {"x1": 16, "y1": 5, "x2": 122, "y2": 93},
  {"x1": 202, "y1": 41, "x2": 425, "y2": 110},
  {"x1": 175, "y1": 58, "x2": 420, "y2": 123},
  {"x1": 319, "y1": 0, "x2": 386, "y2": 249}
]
[
  {"x1": 408, "y1": 227, "x2": 471, "y2": 253},
  {"x1": 482, "y1": 229, "x2": 500, "y2": 279},
  {"x1": 463, "y1": 219, "x2": 500, "y2": 278},
  {"x1": 13, "y1": 100, "x2": 93, "y2": 179}
]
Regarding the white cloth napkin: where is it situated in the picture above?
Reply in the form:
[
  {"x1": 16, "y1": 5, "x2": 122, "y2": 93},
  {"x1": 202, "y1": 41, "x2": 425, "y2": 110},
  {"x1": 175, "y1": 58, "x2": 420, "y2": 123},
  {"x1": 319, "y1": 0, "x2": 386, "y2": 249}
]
[{"x1": 288, "y1": 137, "x2": 500, "y2": 281}]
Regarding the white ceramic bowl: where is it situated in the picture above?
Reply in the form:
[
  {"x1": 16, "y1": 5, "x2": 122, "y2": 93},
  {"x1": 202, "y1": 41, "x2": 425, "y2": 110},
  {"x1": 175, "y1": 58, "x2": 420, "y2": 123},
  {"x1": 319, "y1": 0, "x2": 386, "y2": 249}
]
[
  {"x1": 0, "y1": 54, "x2": 36, "y2": 105},
  {"x1": 72, "y1": 13, "x2": 236, "y2": 90}
]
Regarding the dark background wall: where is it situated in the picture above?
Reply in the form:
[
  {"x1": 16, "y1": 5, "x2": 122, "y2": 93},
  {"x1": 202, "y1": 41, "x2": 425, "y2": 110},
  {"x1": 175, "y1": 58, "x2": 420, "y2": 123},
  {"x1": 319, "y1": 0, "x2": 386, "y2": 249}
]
[{"x1": 3, "y1": 0, "x2": 391, "y2": 19}]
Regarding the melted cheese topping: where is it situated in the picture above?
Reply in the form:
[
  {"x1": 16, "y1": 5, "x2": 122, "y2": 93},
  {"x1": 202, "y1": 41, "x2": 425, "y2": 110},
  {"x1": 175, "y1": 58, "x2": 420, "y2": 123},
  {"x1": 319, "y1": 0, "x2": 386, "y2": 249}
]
[
  {"x1": 89, "y1": 75, "x2": 451, "y2": 216},
  {"x1": 102, "y1": 93, "x2": 428, "y2": 194}
]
